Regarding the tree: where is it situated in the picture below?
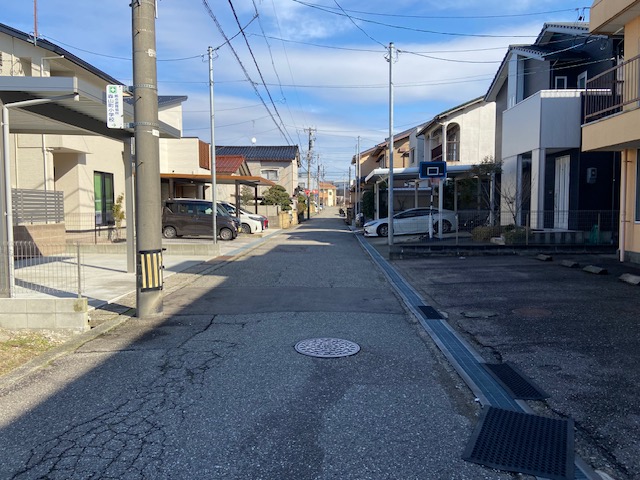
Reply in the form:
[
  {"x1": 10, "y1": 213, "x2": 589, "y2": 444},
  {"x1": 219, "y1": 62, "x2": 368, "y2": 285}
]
[
  {"x1": 111, "y1": 193, "x2": 125, "y2": 241},
  {"x1": 240, "y1": 186, "x2": 255, "y2": 206},
  {"x1": 262, "y1": 185, "x2": 292, "y2": 211}
]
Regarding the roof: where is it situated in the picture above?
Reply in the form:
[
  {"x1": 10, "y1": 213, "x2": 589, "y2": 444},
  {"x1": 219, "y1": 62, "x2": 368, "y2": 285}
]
[
  {"x1": 160, "y1": 173, "x2": 276, "y2": 187},
  {"x1": 485, "y1": 22, "x2": 596, "y2": 102},
  {"x1": 319, "y1": 182, "x2": 337, "y2": 189},
  {"x1": 0, "y1": 22, "x2": 181, "y2": 140},
  {"x1": 352, "y1": 125, "x2": 423, "y2": 164},
  {"x1": 0, "y1": 22, "x2": 121, "y2": 85},
  {"x1": 159, "y1": 96, "x2": 189, "y2": 108},
  {"x1": 216, "y1": 155, "x2": 246, "y2": 175},
  {"x1": 417, "y1": 97, "x2": 485, "y2": 136},
  {"x1": 216, "y1": 145, "x2": 300, "y2": 165}
]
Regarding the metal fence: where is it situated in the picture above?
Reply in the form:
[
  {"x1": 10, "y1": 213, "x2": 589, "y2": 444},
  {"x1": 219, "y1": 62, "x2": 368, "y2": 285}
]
[
  {"x1": 64, "y1": 213, "x2": 127, "y2": 245},
  {"x1": 430, "y1": 209, "x2": 618, "y2": 246},
  {"x1": 13, "y1": 189, "x2": 64, "y2": 224},
  {"x1": 0, "y1": 242, "x2": 84, "y2": 298}
]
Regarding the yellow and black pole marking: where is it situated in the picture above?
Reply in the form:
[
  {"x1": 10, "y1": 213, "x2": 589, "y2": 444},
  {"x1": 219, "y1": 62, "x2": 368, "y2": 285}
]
[{"x1": 138, "y1": 249, "x2": 164, "y2": 291}]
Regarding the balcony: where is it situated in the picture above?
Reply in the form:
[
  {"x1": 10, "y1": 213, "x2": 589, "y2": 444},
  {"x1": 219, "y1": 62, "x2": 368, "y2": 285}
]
[{"x1": 582, "y1": 54, "x2": 640, "y2": 151}]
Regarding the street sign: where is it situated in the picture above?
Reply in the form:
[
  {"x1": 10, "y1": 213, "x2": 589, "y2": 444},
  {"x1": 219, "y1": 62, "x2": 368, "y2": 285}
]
[
  {"x1": 419, "y1": 161, "x2": 447, "y2": 179},
  {"x1": 106, "y1": 85, "x2": 124, "y2": 129}
]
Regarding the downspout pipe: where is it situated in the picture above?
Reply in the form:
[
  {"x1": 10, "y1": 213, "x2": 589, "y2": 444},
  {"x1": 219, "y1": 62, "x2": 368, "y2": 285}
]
[{"x1": 619, "y1": 150, "x2": 628, "y2": 262}]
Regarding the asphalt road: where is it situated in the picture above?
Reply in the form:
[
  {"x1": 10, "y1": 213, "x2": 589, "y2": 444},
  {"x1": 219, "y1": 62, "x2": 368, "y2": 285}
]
[
  {"x1": 389, "y1": 249, "x2": 640, "y2": 480},
  {"x1": 0, "y1": 209, "x2": 515, "y2": 479}
]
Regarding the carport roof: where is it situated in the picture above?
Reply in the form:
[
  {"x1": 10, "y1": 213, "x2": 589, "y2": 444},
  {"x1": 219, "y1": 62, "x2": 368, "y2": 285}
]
[
  {"x1": 160, "y1": 173, "x2": 276, "y2": 187},
  {"x1": 364, "y1": 165, "x2": 474, "y2": 184},
  {"x1": 1, "y1": 76, "x2": 180, "y2": 141}
]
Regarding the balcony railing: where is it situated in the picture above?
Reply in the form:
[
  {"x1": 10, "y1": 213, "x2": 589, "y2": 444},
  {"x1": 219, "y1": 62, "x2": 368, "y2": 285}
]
[{"x1": 584, "y1": 54, "x2": 640, "y2": 123}]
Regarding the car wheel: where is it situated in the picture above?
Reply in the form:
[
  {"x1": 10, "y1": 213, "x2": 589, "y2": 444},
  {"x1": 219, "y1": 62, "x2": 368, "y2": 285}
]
[
  {"x1": 377, "y1": 224, "x2": 388, "y2": 237},
  {"x1": 433, "y1": 220, "x2": 452, "y2": 234},
  {"x1": 241, "y1": 223, "x2": 252, "y2": 234},
  {"x1": 163, "y1": 226, "x2": 177, "y2": 239},
  {"x1": 219, "y1": 228, "x2": 234, "y2": 241}
]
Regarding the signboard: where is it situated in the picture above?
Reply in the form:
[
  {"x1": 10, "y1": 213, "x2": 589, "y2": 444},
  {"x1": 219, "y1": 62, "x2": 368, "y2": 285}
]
[
  {"x1": 419, "y1": 161, "x2": 447, "y2": 179},
  {"x1": 106, "y1": 85, "x2": 124, "y2": 129}
]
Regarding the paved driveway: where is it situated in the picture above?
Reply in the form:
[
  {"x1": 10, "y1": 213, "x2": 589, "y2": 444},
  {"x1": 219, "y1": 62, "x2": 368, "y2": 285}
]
[{"x1": 390, "y1": 252, "x2": 640, "y2": 480}]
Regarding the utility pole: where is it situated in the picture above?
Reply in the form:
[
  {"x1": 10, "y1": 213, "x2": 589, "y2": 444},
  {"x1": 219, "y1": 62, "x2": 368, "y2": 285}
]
[
  {"x1": 355, "y1": 137, "x2": 360, "y2": 222},
  {"x1": 305, "y1": 127, "x2": 315, "y2": 219},
  {"x1": 132, "y1": 0, "x2": 163, "y2": 317},
  {"x1": 208, "y1": 46, "x2": 217, "y2": 244},
  {"x1": 386, "y1": 42, "x2": 395, "y2": 246}
]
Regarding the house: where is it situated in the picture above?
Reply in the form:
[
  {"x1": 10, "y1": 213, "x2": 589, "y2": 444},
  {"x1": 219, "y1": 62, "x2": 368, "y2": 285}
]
[
  {"x1": 582, "y1": 0, "x2": 640, "y2": 264},
  {"x1": 352, "y1": 126, "x2": 424, "y2": 219},
  {"x1": 418, "y1": 97, "x2": 495, "y2": 167},
  {"x1": 216, "y1": 145, "x2": 300, "y2": 197},
  {"x1": 0, "y1": 23, "x2": 180, "y2": 249},
  {"x1": 485, "y1": 22, "x2": 622, "y2": 232},
  {"x1": 319, "y1": 182, "x2": 337, "y2": 207}
]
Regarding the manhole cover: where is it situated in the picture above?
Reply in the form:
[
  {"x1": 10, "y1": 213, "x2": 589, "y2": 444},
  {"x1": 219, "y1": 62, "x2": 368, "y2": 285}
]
[{"x1": 294, "y1": 338, "x2": 360, "y2": 358}]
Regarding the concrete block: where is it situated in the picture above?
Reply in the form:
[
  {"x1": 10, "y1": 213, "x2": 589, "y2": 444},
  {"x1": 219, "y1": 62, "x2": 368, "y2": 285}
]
[
  {"x1": 0, "y1": 314, "x2": 27, "y2": 329},
  {"x1": 0, "y1": 299, "x2": 28, "y2": 314},
  {"x1": 619, "y1": 273, "x2": 640, "y2": 286},
  {"x1": 583, "y1": 265, "x2": 608, "y2": 275},
  {"x1": 536, "y1": 254, "x2": 553, "y2": 262},
  {"x1": 55, "y1": 298, "x2": 88, "y2": 313},
  {"x1": 27, "y1": 312, "x2": 56, "y2": 329}
]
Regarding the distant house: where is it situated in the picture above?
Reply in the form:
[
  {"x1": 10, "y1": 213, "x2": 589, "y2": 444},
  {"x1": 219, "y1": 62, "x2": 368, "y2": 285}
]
[
  {"x1": 319, "y1": 182, "x2": 337, "y2": 207},
  {"x1": 485, "y1": 22, "x2": 622, "y2": 231},
  {"x1": 216, "y1": 145, "x2": 300, "y2": 197},
  {"x1": 582, "y1": 0, "x2": 640, "y2": 264}
]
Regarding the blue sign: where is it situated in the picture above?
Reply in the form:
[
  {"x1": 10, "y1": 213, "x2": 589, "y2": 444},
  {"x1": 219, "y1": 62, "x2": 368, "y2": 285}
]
[{"x1": 419, "y1": 161, "x2": 447, "y2": 179}]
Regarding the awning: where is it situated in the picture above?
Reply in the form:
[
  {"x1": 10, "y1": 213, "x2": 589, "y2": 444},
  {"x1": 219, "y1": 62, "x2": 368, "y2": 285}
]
[
  {"x1": 160, "y1": 173, "x2": 276, "y2": 187},
  {"x1": 364, "y1": 164, "x2": 476, "y2": 184},
  {"x1": 1, "y1": 76, "x2": 180, "y2": 140}
]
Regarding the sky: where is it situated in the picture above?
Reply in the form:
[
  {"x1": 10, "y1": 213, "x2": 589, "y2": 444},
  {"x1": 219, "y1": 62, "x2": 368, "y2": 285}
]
[{"x1": 2, "y1": 1, "x2": 591, "y2": 181}]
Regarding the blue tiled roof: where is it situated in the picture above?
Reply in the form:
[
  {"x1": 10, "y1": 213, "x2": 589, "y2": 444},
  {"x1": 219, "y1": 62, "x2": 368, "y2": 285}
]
[{"x1": 216, "y1": 145, "x2": 299, "y2": 162}]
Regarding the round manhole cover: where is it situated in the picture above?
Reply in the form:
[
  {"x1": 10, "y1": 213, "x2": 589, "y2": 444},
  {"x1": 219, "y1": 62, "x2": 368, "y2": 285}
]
[{"x1": 294, "y1": 338, "x2": 360, "y2": 358}]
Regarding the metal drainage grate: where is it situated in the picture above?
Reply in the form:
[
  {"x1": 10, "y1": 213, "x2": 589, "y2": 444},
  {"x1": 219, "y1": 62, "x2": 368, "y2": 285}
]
[
  {"x1": 294, "y1": 338, "x2": 360, "y2": 358},
  {"x1": 483, "y1": 362, "x2": 550, "y2": 400},
  {"x1": 417, "y1": 305, "x2": 443, "y2": 320},
  {"x1": 463, "y1": 406, "x2": 574, "y2": 480}
]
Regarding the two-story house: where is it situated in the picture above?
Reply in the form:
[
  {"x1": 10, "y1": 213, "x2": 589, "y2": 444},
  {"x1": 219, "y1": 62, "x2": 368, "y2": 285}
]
[
  {"x1": 485, "y1": 22, "x2": 622, "y2": 233},
  {"x1": 216, "y1": 145, "x2": 300, "y2": 198},
  {"x1": 582, "y1": 0, "x2": 640, "y2": 264}
]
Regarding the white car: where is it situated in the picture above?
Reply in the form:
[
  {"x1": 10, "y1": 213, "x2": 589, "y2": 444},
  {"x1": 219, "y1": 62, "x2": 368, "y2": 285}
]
[
  {"x1": 218, "y1": 202, "x2": 265, "y2": 234},
  {"x1": 363, "y1": 208, "x2": 458, "y2": 237}
]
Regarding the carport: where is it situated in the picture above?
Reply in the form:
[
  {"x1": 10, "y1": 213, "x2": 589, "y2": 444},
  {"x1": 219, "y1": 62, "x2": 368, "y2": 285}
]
[{"x1": 1, "y1": 75, "x2": 180, "y2": 295}]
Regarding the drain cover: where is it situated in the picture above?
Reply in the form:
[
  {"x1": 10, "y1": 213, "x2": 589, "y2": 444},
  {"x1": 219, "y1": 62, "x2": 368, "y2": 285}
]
[
  {"x1": 294, "y1": 338, "x2": 360, "y2": 358},
  {"x1": 483, "y1": 362, "x2": 549, "y2": 400},
  {"x1": 463, "y1": 406, "x2": 574, "y2": 480}
]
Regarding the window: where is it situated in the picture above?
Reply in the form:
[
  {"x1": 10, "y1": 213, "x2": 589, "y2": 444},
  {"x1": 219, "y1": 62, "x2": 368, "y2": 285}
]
[
  {"x1": 577, "y1": 71, "x2": 587, "y2": 89},
  {"x1": 261, "y1": 169, "x2": 279, "y2": 181},
  {"x1": 555, "y1": 76, "x2": 568, "y2": 89},
  {"x1": 94, "y1": 172, "x2": 114, "y2": 226}
]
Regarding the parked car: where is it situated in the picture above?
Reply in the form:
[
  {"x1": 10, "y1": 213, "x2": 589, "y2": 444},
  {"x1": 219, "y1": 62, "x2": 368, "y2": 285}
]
[
  {"x1": 162, "y1": 199, "x2": 239, "y2": 240},
  {"x1": 363, "y1": 208, "x2": 458, "y2": 237},
  {"x1": 218, "y1": 202, "x2": 265, "y2": 234}
]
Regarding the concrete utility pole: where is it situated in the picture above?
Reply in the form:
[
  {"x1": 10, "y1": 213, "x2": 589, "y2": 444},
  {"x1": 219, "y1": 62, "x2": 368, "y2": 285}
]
[
  {"x1": 132, "y1": 0, "x2": 163, "y2": 317},
  {"x1": 208, "y1": 46, "x2": 217, "y2": 244},
  {"x1": 386, "y1": 42, "x2": 395, "y2": 246},
  {"x1": 306, "y1": 128, "x2": 315, "y2": 219}
]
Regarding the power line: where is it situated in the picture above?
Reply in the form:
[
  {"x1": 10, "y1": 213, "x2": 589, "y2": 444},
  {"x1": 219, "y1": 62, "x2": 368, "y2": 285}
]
[
  {"x1": 201, "y1": 0, "x2": 291, "y2": 143},
  {"x1": 225, "y1": 0, "x2": 295, "y2": 144}
]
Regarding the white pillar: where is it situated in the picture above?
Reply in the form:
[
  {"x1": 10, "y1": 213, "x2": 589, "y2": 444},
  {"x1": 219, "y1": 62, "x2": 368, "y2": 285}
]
[{"x1": 530, "y1": 148, "x2": 545, "y2": 229}]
